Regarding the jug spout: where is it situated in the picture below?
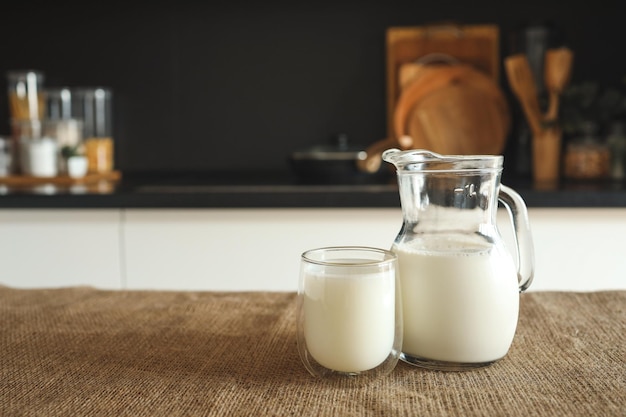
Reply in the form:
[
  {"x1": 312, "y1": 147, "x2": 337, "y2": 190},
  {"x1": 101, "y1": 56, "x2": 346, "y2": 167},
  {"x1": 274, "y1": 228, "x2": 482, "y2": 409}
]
[
  {"x1": 382, "y1": 148, "x2": 440, "y2": 164},
  {"x1": 382, "y1": 148, "x2": 439, "y2": 164}
]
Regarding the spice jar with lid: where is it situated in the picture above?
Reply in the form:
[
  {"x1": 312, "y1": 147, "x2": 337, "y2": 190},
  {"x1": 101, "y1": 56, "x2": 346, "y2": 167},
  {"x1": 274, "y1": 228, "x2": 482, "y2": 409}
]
[{"x1": 564, "y1": 121, "x2": 611, "y2": 180}]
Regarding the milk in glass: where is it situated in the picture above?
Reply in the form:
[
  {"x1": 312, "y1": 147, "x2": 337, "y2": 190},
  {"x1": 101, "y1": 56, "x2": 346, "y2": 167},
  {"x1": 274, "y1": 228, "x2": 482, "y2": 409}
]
[{"x1": 302, "y1": 263, "x2": 396, "y2": 373}]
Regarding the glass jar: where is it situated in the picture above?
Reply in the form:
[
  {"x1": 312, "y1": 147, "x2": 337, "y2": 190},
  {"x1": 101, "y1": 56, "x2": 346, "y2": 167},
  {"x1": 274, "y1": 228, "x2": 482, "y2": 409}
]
[
  {"x1": 0, "y1": 136, "x2": 12, "y2": 176},
  {"x1": 71, "y1": 87, "x2": 114, "y2": 173},
  {"x1": 564, "y1": 122, "x2": 611, "y2": 180},
  {"x1": 6, "y1": 70, "x2": 46, "y2": 122},
  {"x1": 606, "y1": 121, "x2": 626, "y2": 181}
]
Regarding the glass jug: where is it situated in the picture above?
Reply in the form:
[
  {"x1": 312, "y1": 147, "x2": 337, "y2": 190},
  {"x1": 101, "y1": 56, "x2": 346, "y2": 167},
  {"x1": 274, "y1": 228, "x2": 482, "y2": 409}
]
[{"x1": 382, "y1": 149, "x2": 534, "y2": 371}]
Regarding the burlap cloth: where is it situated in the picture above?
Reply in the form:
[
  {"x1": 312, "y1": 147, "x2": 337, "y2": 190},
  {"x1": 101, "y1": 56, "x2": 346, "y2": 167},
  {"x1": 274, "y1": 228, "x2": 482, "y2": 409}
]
[{"x1": 1, "y1": 286, "x2": 624, "y2": 417}]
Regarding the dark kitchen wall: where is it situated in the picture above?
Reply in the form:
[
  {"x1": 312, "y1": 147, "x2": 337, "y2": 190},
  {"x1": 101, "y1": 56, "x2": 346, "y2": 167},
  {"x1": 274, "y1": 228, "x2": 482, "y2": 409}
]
[{"x1": 1, "y1": 1, "x2": 624, "y2": 175}]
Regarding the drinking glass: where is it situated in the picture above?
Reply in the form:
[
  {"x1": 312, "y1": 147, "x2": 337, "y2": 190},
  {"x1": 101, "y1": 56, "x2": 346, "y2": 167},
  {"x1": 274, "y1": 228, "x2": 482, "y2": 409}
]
[{"x1": 297, "y1": 246, "x2": 402, "y2": 380}]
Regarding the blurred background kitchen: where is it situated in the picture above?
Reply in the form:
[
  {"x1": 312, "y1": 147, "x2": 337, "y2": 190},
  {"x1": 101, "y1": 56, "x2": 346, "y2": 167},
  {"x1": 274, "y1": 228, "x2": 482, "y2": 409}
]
[
  {"x1": 1, "y1": 0, "x2": 624, "y2": 181},
  {"x1": 2, "y1": 1, "x2": 626, "y2": 292}
]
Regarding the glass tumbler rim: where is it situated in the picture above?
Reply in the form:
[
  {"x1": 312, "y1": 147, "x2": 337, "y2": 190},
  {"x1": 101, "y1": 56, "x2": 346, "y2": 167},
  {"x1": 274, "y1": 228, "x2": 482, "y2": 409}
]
[{"x1": 301, "y1": 246, "x2": 397, "y2": 267}]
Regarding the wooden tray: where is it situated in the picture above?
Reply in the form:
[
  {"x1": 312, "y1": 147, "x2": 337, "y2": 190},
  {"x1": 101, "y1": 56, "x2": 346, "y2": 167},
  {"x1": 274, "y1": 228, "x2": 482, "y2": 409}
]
[
  {"x1": 0, "y1": 171, "x2": 122, "y2": 187},
  {"x1": 386, "y1": 24, "x2": 500, "y2": 139}
]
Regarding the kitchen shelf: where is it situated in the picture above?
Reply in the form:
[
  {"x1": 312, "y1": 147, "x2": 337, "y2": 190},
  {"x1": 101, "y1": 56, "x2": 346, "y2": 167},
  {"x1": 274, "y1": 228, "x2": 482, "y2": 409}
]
[{"x1": 0, "y1": 171, "x2": 122, "y2": 187}]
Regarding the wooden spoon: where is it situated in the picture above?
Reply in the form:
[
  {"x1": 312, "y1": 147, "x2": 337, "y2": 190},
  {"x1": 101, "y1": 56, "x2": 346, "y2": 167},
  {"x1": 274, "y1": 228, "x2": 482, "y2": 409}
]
[
  {"x1": 505, "y1": 53, "x2": 544, "y2": 136},
  {"x1": 544, "y1": 47, "x2": 574, "y2": 122}
]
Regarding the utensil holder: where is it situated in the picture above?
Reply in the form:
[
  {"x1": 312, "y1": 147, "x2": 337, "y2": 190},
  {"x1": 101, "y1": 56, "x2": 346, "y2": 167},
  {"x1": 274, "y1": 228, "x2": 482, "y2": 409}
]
[{"x1": 532, "y1": 126, "x2": 561, "y2": 186}]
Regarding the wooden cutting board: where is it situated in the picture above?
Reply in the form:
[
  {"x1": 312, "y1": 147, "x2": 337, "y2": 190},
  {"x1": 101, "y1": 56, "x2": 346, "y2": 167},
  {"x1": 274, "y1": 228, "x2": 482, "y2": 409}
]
[
  {"x1": 393, "y1": 63, "x2": 510, "y2": 155},
  {"x1": 358, "y1": 24, "x2": 505, "y2": 173},
  {"x1": 386, "y1": 24, "x2": 500, "y2": 140}
]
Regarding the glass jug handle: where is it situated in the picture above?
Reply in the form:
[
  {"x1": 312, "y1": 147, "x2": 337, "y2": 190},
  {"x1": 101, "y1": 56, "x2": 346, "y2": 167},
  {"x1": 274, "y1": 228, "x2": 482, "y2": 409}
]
[{"x1": 498, "y1": 184, "x2": 535, "y2": 292}]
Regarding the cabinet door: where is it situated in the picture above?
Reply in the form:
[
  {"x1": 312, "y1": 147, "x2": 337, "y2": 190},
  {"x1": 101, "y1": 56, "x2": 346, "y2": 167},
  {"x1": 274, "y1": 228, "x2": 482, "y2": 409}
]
[
  {"x1": 521, "y1": 208, "x2": 626, "y2": 292},
  {"x1": 0, "y1": 210, "x2": 122, "y2": 289},
  {"x1": 123, "y1": 208, "x2": 401, "y2": 291}
]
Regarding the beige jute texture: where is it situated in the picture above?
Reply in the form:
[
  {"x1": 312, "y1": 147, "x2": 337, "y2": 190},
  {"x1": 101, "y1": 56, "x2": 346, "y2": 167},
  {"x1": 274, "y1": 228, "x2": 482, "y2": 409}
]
[{"x1": 1, "y1": 286, "x2": 625, "y2": 417}]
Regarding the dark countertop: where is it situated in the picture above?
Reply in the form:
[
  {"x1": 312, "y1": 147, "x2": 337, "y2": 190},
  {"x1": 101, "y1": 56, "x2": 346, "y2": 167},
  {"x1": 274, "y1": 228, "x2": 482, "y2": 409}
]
[{"x1": 2, "y1": 171, "x2": 626, "y2": 209}]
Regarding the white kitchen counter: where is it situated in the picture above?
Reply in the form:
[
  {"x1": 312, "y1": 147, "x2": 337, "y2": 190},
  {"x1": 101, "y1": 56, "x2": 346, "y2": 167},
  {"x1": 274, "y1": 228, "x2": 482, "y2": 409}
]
[{"x1": 1, "y1": 207, "x2": 624, "y2": 292}]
